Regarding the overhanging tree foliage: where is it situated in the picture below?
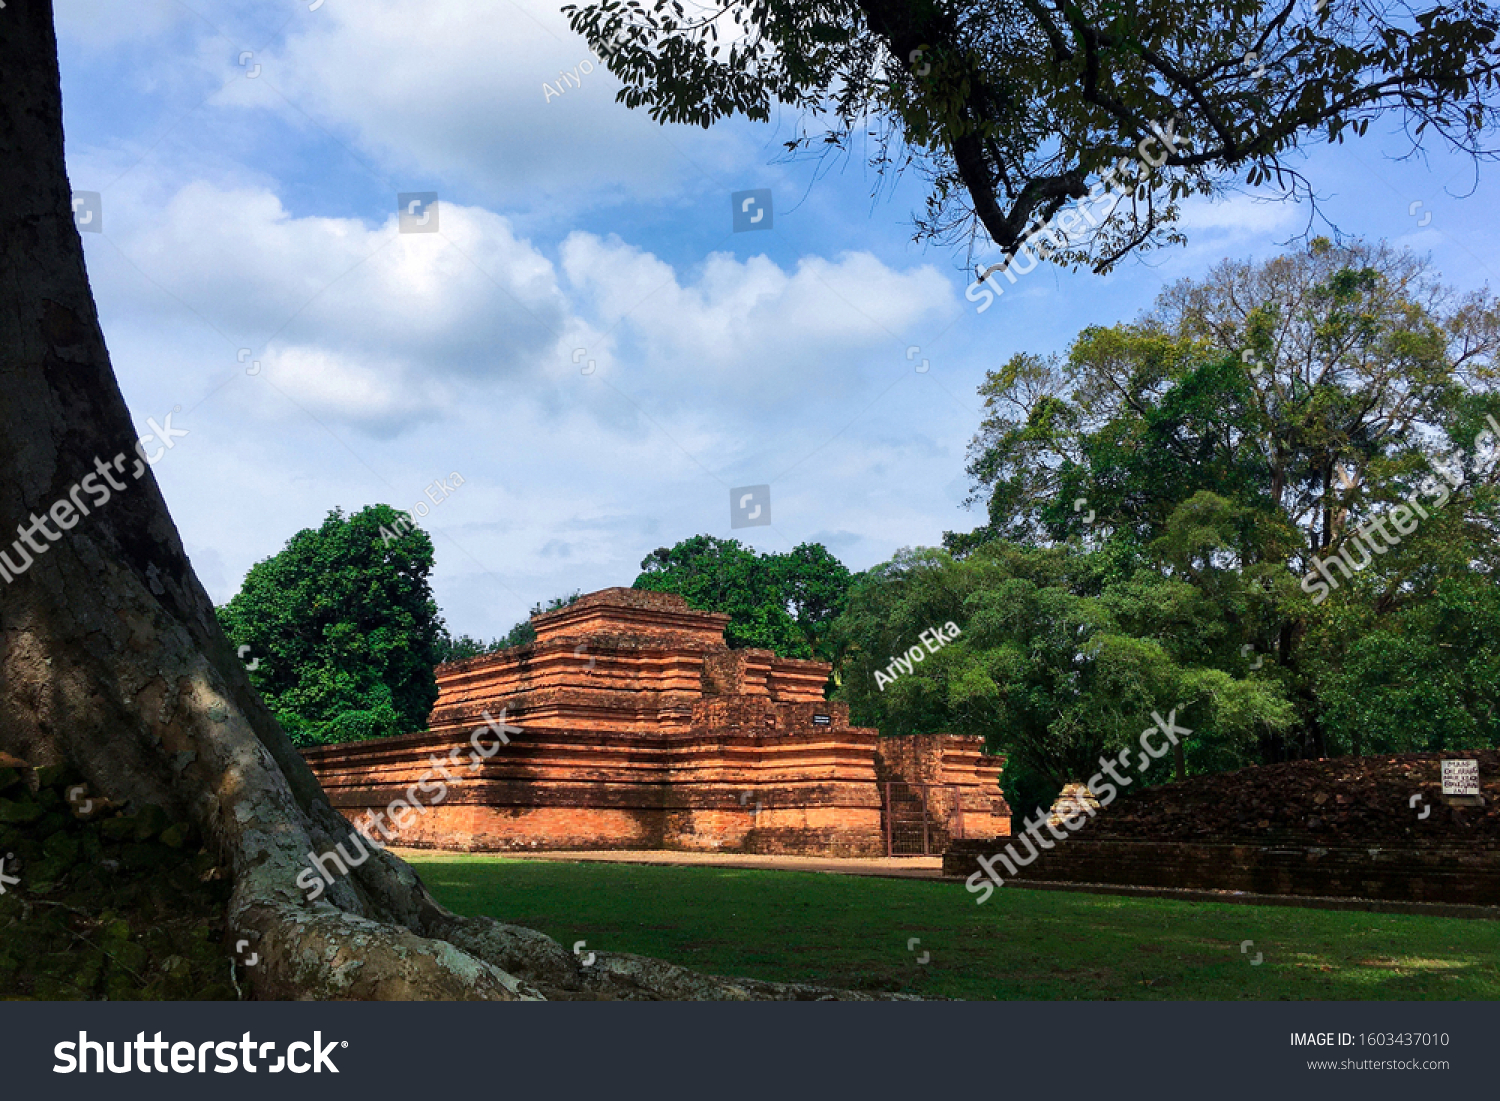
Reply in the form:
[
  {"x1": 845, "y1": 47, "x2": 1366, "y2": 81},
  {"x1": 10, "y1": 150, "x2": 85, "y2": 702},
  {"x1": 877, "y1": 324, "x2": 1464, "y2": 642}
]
[{"x1": 565, "y1": 0, "x2": 1500, "y2": 268}]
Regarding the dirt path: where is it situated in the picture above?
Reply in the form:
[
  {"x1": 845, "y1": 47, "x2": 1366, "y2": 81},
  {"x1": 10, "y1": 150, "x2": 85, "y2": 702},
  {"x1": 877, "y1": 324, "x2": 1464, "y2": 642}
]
[{"x1": 395, "y1": 848, "x2": 945, "y2": 880}]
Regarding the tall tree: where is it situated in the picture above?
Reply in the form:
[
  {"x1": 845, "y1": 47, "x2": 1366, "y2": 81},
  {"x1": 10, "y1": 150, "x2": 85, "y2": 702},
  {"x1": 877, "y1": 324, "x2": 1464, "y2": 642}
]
[
  {"x1": 958, "y1": 240, "x2": 1500, "y2": 560},
  {"x1": 566, "y1": 0, "x2": 1500, "y2": 268},
  {"x1": 951, "y1": 239, "x2": 1500, "y2": 758},
  {"x1": 218, "y1": 506, "x2": 444, "y2": 746}
]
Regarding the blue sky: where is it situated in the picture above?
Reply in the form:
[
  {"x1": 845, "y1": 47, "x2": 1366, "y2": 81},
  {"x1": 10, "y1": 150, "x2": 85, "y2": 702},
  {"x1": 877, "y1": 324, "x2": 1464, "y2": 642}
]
[{"x1": 54, "y1": 0, "x2": 1500, "y2": 639}]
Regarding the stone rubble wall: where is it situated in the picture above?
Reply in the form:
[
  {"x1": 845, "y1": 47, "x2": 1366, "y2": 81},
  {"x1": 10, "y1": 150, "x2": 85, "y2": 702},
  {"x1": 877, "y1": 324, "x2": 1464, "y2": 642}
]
[{"x1": 943, "y1": 837, "x2": 1500, "y2": 906}]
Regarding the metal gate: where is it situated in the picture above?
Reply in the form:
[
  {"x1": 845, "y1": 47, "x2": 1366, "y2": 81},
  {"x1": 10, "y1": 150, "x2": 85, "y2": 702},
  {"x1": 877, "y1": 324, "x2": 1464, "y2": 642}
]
[{"x1": 882, "y1": 782, "x2": 964, "y2": 856}]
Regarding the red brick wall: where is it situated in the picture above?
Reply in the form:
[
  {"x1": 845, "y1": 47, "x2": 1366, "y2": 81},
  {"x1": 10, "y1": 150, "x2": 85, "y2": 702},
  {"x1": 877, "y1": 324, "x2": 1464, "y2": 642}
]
[
  {"x1": 303, "y1": 725, "x2": 893, "y2": 856},
  {"x1": 300, "y1": 587, "x2": 1015, "y2": 857},
  {"x1": 875, "y1": 735, "x2": 1012, "y2": 839},
  {"x1": 944, "y1": 838, "x2": 1500, "y2": 905}
]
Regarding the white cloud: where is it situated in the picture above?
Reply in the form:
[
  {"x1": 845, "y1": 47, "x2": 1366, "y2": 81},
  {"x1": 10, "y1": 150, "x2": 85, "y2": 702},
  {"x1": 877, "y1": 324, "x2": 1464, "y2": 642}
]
[
  {"x1": 1174, "y1": 192, "x2": 1300, "y2": 237},
  {"x1": 256, "y1": 0, "x2": 744, "y2": 208},
  {"x1": 86, "y1": 179, "x2": 573, "y2": 431},
  {"x1": 560, "y1": 233, "x2": 956, "y2": 409},
  {"x1": 87, "y1": 170, "x2": 956, "y2": 437}
]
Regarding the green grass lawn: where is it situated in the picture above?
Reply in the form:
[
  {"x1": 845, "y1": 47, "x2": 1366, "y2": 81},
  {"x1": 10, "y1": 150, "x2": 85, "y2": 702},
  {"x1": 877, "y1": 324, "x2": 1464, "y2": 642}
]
[{"x1": 405, "y1": 854, "x2": 1500, "y2": 1000}]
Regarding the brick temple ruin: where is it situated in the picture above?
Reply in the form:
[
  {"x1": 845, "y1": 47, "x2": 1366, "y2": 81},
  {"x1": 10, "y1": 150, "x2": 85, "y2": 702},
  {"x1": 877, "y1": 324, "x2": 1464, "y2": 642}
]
[{"x1": 302, "y1": 587, "x2": 1010, "y2": 856}]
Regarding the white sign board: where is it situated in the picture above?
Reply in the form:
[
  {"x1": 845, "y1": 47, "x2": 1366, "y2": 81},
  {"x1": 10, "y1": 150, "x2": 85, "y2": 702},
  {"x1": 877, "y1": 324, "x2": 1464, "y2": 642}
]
[{"x1": 1441, "y1": 759, "x2": 1479, "y2": 797}]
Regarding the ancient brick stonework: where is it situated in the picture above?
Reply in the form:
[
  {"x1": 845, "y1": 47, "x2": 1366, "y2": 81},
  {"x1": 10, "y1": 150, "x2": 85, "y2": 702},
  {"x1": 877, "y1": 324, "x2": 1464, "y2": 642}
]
[
  {"x1": 302, "y1": 588, "x2": 1009, "y2": 855},
  {"x1": 943, "y1": 837, "x2": 1500, "y2": 906}
]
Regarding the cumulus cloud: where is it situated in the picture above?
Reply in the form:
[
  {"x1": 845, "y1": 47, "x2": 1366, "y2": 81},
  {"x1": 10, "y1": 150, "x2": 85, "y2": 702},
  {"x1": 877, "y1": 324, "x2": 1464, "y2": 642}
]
[
  {"x1": 85, "y1": 179, "x2": 574, "y2": 431},
  {"x1": 560, "y1": 233, "x2": 956, "y2": 409},
  {"x1": 84, "y1": 172, "x2": 955, "y2": 437},
  {"x1": 253, "y1": 0, "x2": 744, "y2": 208},
  {"x1": 1173, "y1": 192, "x2": 1301, "y2": 237}
]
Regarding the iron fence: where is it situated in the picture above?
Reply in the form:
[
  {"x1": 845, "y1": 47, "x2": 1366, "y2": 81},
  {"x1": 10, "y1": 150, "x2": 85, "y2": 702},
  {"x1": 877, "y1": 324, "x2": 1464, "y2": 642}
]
[{"x1": 882, "y1": 781, "x2": 964, "y2": 856}]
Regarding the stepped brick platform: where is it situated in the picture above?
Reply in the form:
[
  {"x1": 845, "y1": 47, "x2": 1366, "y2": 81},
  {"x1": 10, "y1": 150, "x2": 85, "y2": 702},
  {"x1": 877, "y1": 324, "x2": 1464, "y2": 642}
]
[{"x1": 302, "y1": 588, "x2": 1009, "y2": 856}]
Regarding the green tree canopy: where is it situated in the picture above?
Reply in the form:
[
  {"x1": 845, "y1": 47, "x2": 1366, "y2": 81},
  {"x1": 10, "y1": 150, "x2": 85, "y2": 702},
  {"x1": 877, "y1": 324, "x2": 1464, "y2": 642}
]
[
  {"x1": 957, "y1": 239, "x2": 1500, "y2": 552},
  {"x1": 831, "y1": 542, "x2": 1295, "y2": 812},
  {"x1": 217, "y1": 505, "x2": 444, "y2": 745},
  {"x1": 565, "y1": 0, "x2": 1500, "y2": 269},
  {"x1": 942, "y1": 238, "x2": 1500, "y2": 760},
  {"x1": 433, "y1": 589, "x2": 585, "y2": 663},
  {"x1": 633, "y1": 535, "x2": 852, "y2": 660}
]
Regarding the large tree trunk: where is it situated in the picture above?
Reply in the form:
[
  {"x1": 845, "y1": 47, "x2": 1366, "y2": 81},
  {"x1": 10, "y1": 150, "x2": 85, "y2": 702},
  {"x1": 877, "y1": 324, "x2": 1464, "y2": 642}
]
[
  {"x1": 0, "y1": 2, "x2": 877, "y2": 1003},
  {"x1": 0, "y1": 0, "x2": 542, "y2": 1000}
]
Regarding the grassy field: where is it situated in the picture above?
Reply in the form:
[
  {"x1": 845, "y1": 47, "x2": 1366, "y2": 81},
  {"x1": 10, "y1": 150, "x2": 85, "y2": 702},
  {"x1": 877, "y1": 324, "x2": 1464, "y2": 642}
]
[{"x1": 405, "y1": 854, "x2": 1500, "y2": 1000}]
